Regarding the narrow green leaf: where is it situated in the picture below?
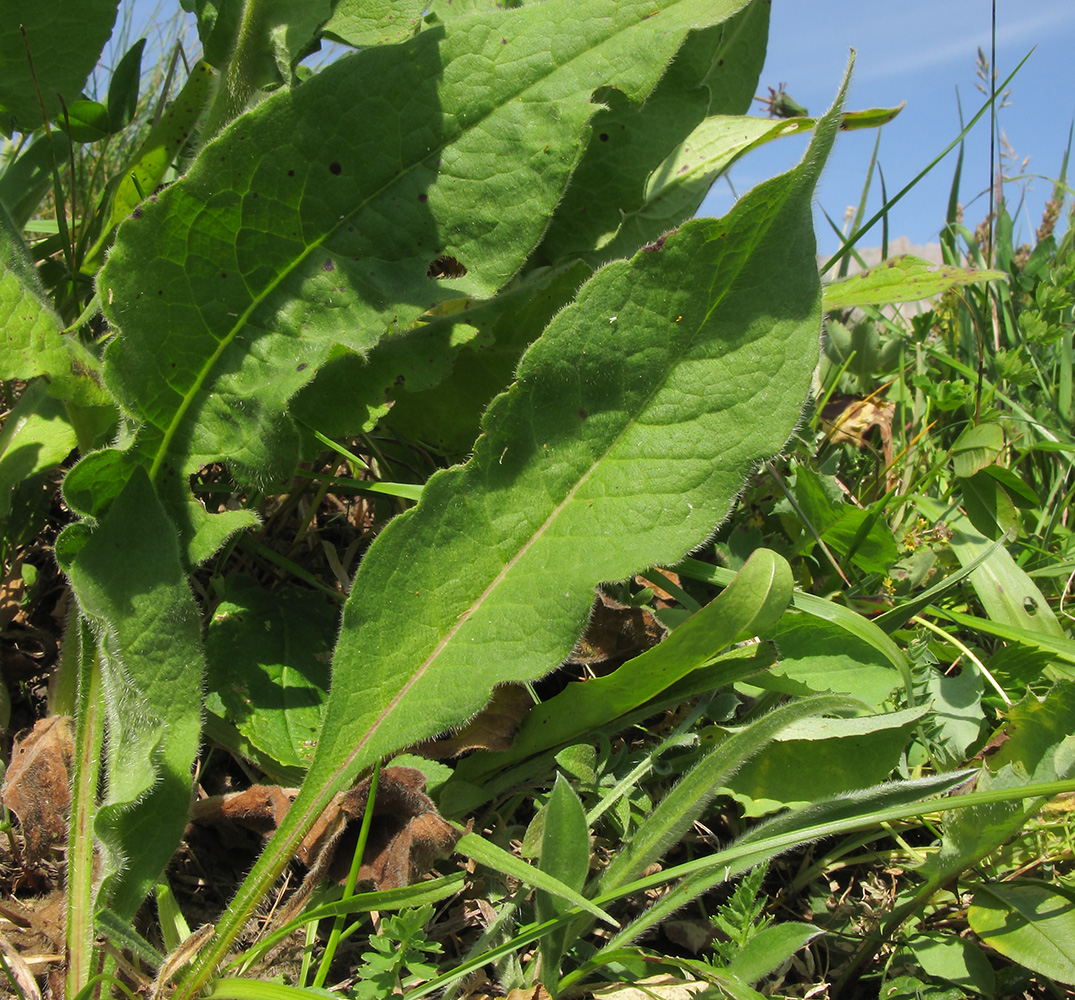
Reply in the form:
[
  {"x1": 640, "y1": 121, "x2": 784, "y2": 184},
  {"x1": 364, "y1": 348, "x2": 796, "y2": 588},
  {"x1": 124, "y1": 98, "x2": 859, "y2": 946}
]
[
  {"x1": 822, "y1": 255, "x2": 1006, "y2": 311},
  {"x1": 599, "y1": 694, "x2": 861, "y2": 894},
  {"x1": 969, "y1": 882, "x2": 1075, "y2": 986},
  {"x1": 537, "y1": 775, "x2": 590, "y2": 903},
  {"x1": 932, "y1": 607, "x2": 1075, "y2": 667},
  {"x1": 725, "y1": 922, "x2": 823, "y2": 985},
  {"x1": 457, "y1": 831, "x2": 616, "y2": 926},
  {"x1": 57, "y1": 470, "x2": 203, "y2": 920},
  {"x1": 455, "y1": 548, "x2": 791, "y2": 784},
  {"x1": 94, "y1": 907, "x2": 165, "y2": 969},
  {"x1": 106, "y1": 38, "x2": 145, "y2": 132},
  {"x1": 536, "y1": 774, "x2": 591, "y2": 985},
  {"x1": 81, "y1": 61, "x2": 217, "y2": 274}
]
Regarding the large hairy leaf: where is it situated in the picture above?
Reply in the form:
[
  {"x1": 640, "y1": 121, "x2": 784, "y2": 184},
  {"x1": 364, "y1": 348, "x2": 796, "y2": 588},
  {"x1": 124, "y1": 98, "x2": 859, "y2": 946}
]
[
  {"x1": 84, "y1": 0, "x2": 754, "y2": 562},
  {"x1": 179, "y1": 67, "x2": 847, "y2": 995},
  {"x1": 57, "y1": 470, "x2": 203, "y2": 919},
  {"x1": 0, "y1": 0, "x2": 119, "y2": 136}
]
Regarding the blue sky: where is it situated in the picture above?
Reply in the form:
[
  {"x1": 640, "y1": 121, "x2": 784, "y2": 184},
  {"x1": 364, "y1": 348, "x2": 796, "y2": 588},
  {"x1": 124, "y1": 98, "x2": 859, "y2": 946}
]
[
  {"x1": 125, "y1": 0, "x2": 1075, "y2": 257},
  {"x1": 701, "y1": 0, "x2": 1075, "y2": 256}
]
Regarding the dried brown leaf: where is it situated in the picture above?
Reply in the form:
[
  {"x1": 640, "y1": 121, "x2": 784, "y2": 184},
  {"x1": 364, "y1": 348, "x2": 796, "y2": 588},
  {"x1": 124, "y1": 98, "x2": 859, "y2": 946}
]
[
  {"x1": 570, "y1": 591, "x2": 666, "y2": 666},
  {"x1": 191, "y1": 767, "x2": 459, "y2": 893},
  {"x1": 413, "y1": 684, "x2": 535, "y2": 759},
  {"x1": 1, "y1": 716, "x2": 74, "y2": 860}
]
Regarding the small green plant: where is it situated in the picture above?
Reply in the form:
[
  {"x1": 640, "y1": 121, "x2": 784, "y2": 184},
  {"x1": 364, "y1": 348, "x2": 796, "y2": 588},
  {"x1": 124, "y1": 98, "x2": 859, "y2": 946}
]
[
  {"x1": 351, "y1": 905, "x2": 444, "y2": 1000},
  {"x1": 708, "y1": 864, "x2": 775, "y2": 965}
]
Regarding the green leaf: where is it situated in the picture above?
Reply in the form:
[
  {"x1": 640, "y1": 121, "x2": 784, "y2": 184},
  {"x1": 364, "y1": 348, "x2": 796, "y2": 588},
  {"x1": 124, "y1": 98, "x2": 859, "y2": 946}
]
[
  {"x1": 917, "y1": 497, "x2": 1067, "y2": 640},
  {"x1": 820, "y1": 503, "x2": 899, "y2": 574},
  {"x1": 822, "y1": 255, "x2": 1006, "y2": 311},
  {"x1": 600, "y1": 695, "x2": 861, "y2": 893},
  {"x1": 0, "y1": 382, "x2": 78, "y2": 520},
  {"x1": 677, "y1": 556, "x2": 914, "y2": 696},
  {"x1": 960, "y1": 469, "x2": 1018, "y2": 540},
  {"x1": 724, "y1": 706, "x2": 927, "y2": 818},
  {"x1": 321, "y1": 0, "x2": 428, "y2": 48},
  {"x1": 922, "y1": 665, "x2": 985, "y2": 765},
  {"x1": 457, "y1": 831, "x2": 615, "y2": 926},
  {"x1": 81, "y1": 61, "x2": 217, "y2": 274},
  {"x1": 182, "y1": 62, "x2": 844, "y2": 991},
  {"x1": 204, "y1": 576, "x2": 334, "y2": 769},
  {"x1": 536, "y1": 0, "x2": 770, "y2": 264},
  {"x1": 0, "y1": 0, "x2": 120, "y2": 136},
  {"x1": 969, "y1": 882, "x2": 1075, "y2": 986},
  {"x1": 374, "y1": 261, "x2": 594, "y2": 456},
  {"x1": 0, "y1": 201, "x2": 111, "y2": 405},
  {"x1": 106, "y1": 38, "x2": 145, "y2": 132},
  {"x1": 978, "y1": 464, "x2": 1039, "y2": 508},
  {"x1": 536, "y1": 774, "x2": 591, "y2": 985},
  {"x1": 725, "y1": 922, "x2": 823, "y2": 985},
  {"x1": 951, "y1": 422, "x2": 1005, "y2": 479},
  {"x1": 453, "y1": 548, "x2": 792, "y2": 786},
  {"x1": 57, "y1": 469, "x2": 203, "y2": 920},
  {"x1": 903, "y1": 930, "x2": 995, "y2": 996},
  {"x1": 58, "y1": 100, "x2": 111, "y2": 142},
  {"x1": 88, "y1": 0, "x2": 759, "y2": 560},
  {"x1": 982, "y1": 680, "x2": 1075, "y2": 777},
  {"x1": 754, "y1": 611, "x2": 902, "y2": 710}
]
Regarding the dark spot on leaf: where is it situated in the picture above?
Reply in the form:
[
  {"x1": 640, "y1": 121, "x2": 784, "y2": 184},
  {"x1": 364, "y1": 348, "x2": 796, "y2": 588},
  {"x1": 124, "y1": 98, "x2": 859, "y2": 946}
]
[
  {"x1": 158, "y1": 290, "x2": 164, "y2": 296},
  {"x1": 288, "y1": 169, "x2": 295, "y2": 177},
  {"x1": 501, "y1": 38, "x2": 507, "y2": 44},
  {"x1": 578, "y1": 408, "x2": 588, "y2": 420},
  {"x1": 418, "y1": 193, "x2": 428, "y2": 202},
  {"x1": 171, "y1": 361, "x2": 176, "y2": 368},
  {"x1": 323, "y1": 258, "x2": 335, "y2": 272},
  {"x1": 599, "y1": 132, "x2": 609, "y2": 142},
  {"x1": 131, "y1": 207, "x2": 142, "y2": 219},
  {"x1": 297, "y1": 362, "x2": 308, "y2": 372},
  {"x1": 221, "y1": 272, "x2": 227, "y2": 279},
  {"x1": 642, "y1": 233, "x2": 668, "y2": 252},
  {"x1": 252, "y1": 192, "x2": 259, "y2": 198},
  {"x1": 428, "y1": 255, "x2": 467, "y2": 279},
  {"x1": 718, "y1": 59, "x2": 724, "y2": 67},
  {"x1": 394, "y1": 374, "x2": 405, "y2": 385},
  {"x1": 329, "y1": 161, "x2": 342, "y2": 175}
]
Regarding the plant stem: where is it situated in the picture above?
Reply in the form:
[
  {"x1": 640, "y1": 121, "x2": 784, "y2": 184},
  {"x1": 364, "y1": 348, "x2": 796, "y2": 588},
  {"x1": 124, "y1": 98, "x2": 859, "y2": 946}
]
[{"x1": 66, "y1": 622, "x2": 106, "y2": 999}]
